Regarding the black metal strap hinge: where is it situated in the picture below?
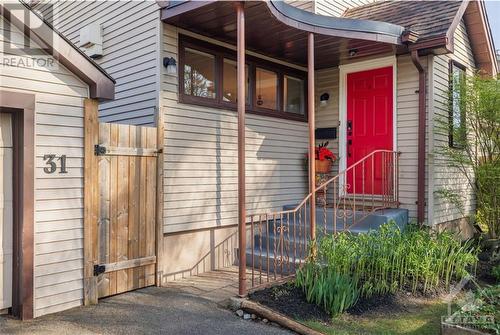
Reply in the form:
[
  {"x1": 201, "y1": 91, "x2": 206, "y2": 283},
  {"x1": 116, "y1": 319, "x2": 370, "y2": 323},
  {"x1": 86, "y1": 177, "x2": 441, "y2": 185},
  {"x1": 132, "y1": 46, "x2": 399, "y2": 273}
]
[
  {"x1": 94, "y1": 144, "x2": 107, "y2": 156},
  {"x1": 94, "y1": 264, "x2": 106, "y2": 276}
]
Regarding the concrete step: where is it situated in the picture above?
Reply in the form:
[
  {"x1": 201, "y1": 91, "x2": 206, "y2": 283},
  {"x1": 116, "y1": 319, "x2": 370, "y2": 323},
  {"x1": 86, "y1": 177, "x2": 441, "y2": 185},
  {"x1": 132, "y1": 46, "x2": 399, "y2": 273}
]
[{"x1": 245, "y1": 206, "x2": 409, "y2": 271}]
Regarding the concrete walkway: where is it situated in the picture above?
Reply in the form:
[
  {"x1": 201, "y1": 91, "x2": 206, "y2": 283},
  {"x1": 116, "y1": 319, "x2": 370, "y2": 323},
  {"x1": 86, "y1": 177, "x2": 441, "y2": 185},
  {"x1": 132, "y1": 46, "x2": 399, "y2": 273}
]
[{"x1": 0, "y1": 269, "x2": 292, "y2": 335}]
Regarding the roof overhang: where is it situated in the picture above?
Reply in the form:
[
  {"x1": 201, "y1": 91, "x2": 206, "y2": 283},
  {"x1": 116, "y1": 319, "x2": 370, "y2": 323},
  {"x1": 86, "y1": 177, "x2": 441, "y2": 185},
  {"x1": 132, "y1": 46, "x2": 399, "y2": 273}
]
[
  {"x1": 408, "y1": 0, "x2": 498, "y2": 77},
  {"x1": 462, "y1": 0, "x2": 498, "y2": 76},
  {"x1": 1, "y1": 1, "x2": 115, "y2": 100},
  {"x1": 161, "y1": 0, "x2": 405, "y2": 69}
]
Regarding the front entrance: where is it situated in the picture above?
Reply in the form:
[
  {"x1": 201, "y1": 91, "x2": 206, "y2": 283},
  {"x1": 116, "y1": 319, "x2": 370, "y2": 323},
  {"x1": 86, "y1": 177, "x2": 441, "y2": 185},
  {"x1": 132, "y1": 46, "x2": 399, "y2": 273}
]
[
  {"x1": 346, "y1": 66, "x2": 393, "y2": 195},
  {"x1": 0, "y1": 113, "x2": 12, "y2": 311}
]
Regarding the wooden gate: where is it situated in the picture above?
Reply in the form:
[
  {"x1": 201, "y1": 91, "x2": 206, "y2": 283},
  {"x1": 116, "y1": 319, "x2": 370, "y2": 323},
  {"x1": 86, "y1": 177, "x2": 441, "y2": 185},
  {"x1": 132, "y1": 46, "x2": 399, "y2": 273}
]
[{"x1": 84, "y1": 100, "x2": 164, "y2": 303}]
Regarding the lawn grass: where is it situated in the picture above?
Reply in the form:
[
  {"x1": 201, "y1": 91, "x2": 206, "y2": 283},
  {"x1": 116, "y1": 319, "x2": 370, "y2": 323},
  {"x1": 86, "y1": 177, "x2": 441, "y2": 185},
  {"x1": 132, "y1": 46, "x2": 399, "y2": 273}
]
[{"x1": 302, "y1": 298, "x2": 449, "y2": 335}]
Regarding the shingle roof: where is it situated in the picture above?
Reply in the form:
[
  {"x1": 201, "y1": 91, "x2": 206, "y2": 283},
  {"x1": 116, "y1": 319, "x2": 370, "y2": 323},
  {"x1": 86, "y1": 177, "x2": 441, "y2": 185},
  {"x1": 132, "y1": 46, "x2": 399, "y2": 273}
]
[{"x1": 343, "y1": 0, "x2": 463, "y2": 40}]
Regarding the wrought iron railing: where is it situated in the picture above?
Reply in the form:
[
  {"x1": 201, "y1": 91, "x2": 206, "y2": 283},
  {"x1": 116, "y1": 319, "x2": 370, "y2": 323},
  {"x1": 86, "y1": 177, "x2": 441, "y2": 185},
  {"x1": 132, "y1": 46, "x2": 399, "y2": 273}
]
[{"x1": 245, "y1": 150, "x2": 400, "y2": 290}]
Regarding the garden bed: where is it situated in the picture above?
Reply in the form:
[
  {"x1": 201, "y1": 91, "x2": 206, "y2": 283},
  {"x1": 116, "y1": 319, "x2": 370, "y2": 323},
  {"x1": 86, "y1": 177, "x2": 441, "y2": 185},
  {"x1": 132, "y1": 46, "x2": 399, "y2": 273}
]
[
  {"x1": 250, "y1": 283, "x2": 450, "y2": 335},
  {"x1": 249, "y1": 222, "x2": 500, "y2": 334}
]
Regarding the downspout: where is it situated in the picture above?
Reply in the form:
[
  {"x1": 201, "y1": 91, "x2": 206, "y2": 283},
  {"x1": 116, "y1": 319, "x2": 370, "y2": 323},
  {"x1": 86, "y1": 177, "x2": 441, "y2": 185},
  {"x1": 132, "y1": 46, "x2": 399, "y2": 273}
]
[{"x1": 410, "y1": 50, "x2": 426, "y2": 225}]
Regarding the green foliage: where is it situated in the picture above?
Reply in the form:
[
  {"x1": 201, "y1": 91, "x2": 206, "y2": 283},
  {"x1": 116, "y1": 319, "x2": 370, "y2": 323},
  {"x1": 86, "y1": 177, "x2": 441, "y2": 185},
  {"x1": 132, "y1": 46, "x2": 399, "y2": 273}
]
[
  {"x1": 296, "y1": 222, "x2": 479, "y2": 317},
  {"x1": 493, "y1": 265, "x2": 500, "y2": 282},
  {"x1": 295, "y1": 262, "x2": 360, "y2": 316},
  {"x1": 450, "y1": 285, "x2": 500, "y2": 334},
  {"x1": 435, "y1": 74, "x2": 500, "y2": 238}
]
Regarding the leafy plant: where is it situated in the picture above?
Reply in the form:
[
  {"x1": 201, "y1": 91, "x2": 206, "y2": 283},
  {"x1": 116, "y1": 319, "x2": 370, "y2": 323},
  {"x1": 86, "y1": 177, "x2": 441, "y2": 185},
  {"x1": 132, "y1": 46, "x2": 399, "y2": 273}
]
[
  {"x1": 435, "y1": 74, "x2": 500, "y2": 238},
  {"x1": 296, "y1": 262, "x2": 360, "y2": 316},
  {"x1": 315, "y1": 141, "x2": 336, "y2": 162},
  {"x1": 296, "y1": 222, "x2": 479, "y2": 317},
  {"x1": 447, "y1": 284, "x2": 500, "y2": 334},
  {"x1": 493, "y1": 265, "x2": 500, "y2": 282}
]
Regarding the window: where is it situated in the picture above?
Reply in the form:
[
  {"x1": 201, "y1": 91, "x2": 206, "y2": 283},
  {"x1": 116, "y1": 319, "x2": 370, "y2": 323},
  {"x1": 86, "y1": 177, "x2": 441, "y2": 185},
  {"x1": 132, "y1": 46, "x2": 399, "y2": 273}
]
[
  {"x1": 449, "y1": 61, "x2": 466, "y2": 148},
  {"x1": 255, "y1": 68, "x2": 278, "y2": 110},
  {"x1": 179, "y1": 35, "x2": 307, "y2": 121},
  {"x1": 222, "y1": 59, "x2": 249, "y2": 104},
  {"x1": 183, "y1": 48, "x2": 216, "y2": 99},
  {"x1": 284, "y1": 75, "x2": 305, "y2": 115}
]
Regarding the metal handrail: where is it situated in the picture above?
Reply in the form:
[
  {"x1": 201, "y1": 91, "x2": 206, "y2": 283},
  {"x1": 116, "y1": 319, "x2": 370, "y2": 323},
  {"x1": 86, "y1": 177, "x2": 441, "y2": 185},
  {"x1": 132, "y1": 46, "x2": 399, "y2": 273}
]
[{"x1": 245, "y1": 149, "x2": 401, "y2": 289}]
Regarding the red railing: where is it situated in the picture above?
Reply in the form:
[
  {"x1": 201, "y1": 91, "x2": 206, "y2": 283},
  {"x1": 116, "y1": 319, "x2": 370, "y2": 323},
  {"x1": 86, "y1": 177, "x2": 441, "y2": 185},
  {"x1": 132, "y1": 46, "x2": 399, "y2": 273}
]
[{"x1": 245, "y1": 150, "x2": 400, "y2": 290}]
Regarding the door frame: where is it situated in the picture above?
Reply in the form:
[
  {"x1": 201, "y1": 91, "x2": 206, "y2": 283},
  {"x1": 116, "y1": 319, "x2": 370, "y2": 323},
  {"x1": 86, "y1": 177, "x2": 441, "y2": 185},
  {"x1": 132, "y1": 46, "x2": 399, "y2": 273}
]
[
  {"x1": 0, "y1": 90, "x2": 35, "y2": 320},
  {"x1": 338, "y1": 56, "x2": 397, "y2": 195}
]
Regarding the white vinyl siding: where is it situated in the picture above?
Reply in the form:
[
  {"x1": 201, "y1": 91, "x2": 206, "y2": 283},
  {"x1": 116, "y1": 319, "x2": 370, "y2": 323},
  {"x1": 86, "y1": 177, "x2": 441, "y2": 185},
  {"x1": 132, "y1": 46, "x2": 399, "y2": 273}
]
[
  {"x1": 0, "y1": 17, "x2": 89, "y2": 317},
  {"x1": 315, "y1": 67, "x2": 339, "y2": 176},
  {"x1": 161, "y1": 25, "x2": 309, "y2": 233},
  {"x1": 396, "y1": 55, "x2": 429, "y2": 221},
  {"x1": 315, "y1": 0, "x2": 375, "y2": 17},
  {"x1": 431, "y1": 20, "x2": 476, "y2": 225},
  {"x1": 35, "y1": 0, "x2": 160, "y2": 126}
]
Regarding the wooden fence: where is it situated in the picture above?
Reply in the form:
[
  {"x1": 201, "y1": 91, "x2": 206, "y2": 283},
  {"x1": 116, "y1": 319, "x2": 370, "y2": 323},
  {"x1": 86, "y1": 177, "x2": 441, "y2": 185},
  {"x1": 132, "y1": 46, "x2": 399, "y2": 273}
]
[{"x1": 83, "y1": 100, "x2": 164, "y2": 303}]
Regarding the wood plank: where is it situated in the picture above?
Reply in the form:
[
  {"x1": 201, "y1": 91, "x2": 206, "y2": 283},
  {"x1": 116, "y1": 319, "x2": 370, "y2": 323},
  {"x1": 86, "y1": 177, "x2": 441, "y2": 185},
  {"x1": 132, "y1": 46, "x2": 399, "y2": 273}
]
[
  {"x1": 127, "y1": 127, "x2": 139, "y2": 291},
  {"x1": 156, "y1": 108, "x2": 165, "y2": 286},
  {"x1": 99, "y1": 146, "x2": 158, "y2": 157},
  {"x1": 138, "y1": 128, "x2": 148, "y2": 288},
  {"x1": 83, "y1": 98, "x2": 99, "y2": 305},
  {"x1": 97, "y1": 123, "x2": 111, "y2": 298},
  {"x1": 116, "y1": 124, "x2": 130, "y2": 294},
  {"x1": 109, "y1": 123, "x2": 119, "y2": 296},
  {"x1": 102, "y1": 256, "x2": 156, "y2": 274},
  {"x1": 145, "y1": 127, "x2": 156, "y2": 286}
]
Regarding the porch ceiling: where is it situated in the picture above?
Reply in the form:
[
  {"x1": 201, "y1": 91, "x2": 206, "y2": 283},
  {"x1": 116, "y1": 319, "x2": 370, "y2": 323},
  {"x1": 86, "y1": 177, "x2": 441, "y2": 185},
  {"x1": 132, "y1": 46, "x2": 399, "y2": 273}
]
[{"x1": 161, "y1": 1, "x2": 407, "y2": 69}]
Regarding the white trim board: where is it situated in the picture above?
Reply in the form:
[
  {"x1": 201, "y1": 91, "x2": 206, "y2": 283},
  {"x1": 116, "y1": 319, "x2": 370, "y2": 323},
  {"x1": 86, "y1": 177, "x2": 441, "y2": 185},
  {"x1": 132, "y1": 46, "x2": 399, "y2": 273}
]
[{"x1": 337, "y1": 56, "x2": 398, "y2": 194}]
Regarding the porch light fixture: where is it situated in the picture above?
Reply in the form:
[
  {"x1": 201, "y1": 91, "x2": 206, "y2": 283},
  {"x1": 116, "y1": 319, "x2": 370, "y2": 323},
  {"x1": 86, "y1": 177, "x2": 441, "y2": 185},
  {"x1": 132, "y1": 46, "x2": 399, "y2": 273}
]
[
  {"x1": 349, "y1": 49, "x2": 358, "y2": 57},
  {"x1": 163, "y1": 56, "x2": 177, "y2": 75},
  {"x1": 320, "y1": 93, "x2": 330, "y2": 106}
]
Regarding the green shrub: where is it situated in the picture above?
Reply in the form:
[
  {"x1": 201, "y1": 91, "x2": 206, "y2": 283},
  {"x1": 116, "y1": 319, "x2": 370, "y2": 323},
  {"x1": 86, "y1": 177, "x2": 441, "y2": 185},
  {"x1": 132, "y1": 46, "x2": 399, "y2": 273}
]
[{"x1": 296, "y1": 222, "x2": 479, "y2": 316}]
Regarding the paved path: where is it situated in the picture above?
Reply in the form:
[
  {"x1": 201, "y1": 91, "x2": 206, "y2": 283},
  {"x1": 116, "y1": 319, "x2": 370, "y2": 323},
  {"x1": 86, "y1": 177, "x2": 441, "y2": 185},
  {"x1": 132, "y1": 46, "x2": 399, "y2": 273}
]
[{"x1": 0, "y1": 286, "x2": 292, "y2": 334}]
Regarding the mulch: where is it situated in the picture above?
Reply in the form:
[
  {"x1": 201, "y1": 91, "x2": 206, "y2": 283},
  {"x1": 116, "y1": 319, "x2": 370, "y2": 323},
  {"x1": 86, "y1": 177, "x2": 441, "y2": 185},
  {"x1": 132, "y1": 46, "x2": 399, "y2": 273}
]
[{"x1": 249, "y1": 283, "x2": 331, "y2": 323}]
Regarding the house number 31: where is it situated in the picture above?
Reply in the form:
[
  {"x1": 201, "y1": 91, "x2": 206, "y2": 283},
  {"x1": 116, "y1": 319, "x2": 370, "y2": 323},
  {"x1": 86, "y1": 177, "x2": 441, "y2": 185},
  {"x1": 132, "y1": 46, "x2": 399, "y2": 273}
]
[{"x1": 43, "y1": 154, "x2": 68, "y2": 174}]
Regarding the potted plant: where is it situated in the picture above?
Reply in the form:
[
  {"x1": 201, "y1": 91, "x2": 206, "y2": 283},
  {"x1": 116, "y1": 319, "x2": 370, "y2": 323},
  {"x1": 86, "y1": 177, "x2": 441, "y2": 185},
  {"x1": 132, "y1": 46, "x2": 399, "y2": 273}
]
[{"x1": 314, "y1": 142, "x2": 336, "y2": 174}]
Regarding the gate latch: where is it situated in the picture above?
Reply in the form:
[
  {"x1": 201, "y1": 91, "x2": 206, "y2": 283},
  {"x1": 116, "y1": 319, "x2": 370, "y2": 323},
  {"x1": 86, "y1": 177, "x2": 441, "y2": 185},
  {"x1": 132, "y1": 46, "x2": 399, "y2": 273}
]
[
  {"x1": 94, "y1": 264, "x2": 106, "y2": 276},
  {"x1": 94, "y1": 144, "x2": 107, "y2": 156}
]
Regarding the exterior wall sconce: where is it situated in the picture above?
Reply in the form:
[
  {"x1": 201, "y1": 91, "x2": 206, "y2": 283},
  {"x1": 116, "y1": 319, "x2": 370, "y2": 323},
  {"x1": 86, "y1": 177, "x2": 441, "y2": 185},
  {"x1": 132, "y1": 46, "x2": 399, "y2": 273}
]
[
  {"x1": 320, "y1": 92, "x2": 330, "y2": 106},
  {"x1": 163, "y1": 56, "x2": 177, "y2": 75},
  {"x1": 349, "y1": 49, "x2": 358, "y2": 57}
]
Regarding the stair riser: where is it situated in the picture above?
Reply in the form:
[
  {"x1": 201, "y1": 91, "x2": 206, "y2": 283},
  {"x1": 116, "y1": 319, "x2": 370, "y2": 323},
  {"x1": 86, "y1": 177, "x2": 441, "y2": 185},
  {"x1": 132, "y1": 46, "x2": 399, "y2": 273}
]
[{"x1": 244, "y1": 251, "x2": 300, "y2": 276}]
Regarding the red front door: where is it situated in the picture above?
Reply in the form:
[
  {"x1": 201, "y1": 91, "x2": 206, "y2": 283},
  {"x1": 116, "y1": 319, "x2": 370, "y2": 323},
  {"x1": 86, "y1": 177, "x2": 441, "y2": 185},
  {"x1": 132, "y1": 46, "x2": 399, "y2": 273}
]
[{"x1": 346, "y1": 66, "x2": 393, "y2": 195}]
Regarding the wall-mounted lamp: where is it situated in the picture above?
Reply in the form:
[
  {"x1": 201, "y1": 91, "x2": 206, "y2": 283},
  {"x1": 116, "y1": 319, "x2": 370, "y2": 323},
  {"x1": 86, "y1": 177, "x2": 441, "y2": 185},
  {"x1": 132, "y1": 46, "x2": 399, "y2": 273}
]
[
  {"x1": 349, "y1": 49, "x2": 358, "y2": 57},
  {"x1": 163, "y1": 56, "x2": 177, "y2": 75},
  {"x1": 320, "y1": 93, "x2": 330, "y2": 106}
]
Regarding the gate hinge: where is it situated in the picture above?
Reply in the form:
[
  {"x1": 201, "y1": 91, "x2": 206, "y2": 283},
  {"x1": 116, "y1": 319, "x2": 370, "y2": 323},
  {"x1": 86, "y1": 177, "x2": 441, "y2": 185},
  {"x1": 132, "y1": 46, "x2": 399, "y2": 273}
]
[
  {"x1": 94, "y1": 144, "x2": 107, "y2": 156},
  {"x1": 94, "y1": 264, "x2": 106, "y2": 276}
]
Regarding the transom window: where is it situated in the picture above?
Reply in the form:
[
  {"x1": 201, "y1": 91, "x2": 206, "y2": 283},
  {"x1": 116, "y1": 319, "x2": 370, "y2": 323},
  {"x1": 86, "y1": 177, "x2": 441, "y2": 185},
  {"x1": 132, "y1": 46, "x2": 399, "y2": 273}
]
[
  {"x1": 179, "y1": 35, "x2": 307, "y2": 121},
  {"x1": 449, "y1": 61, "x2": 466, "y2": 148}
]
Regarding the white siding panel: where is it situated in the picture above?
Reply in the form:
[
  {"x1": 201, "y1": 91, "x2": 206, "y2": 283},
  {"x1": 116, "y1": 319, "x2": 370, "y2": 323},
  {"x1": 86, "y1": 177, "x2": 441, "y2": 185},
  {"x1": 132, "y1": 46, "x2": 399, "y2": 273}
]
[
  {"x1": 0, "y1": 16, "x2": 88, "y2": 317},
  {"x1": 35, "y1": 0, "x2": 160, "y2": 126},
  {"x1": 432, "y1": 20, "x2": 476, "y2": 225},
  {"x1": 161, "y1": 25, "x2": 309, "y2": 233}
]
